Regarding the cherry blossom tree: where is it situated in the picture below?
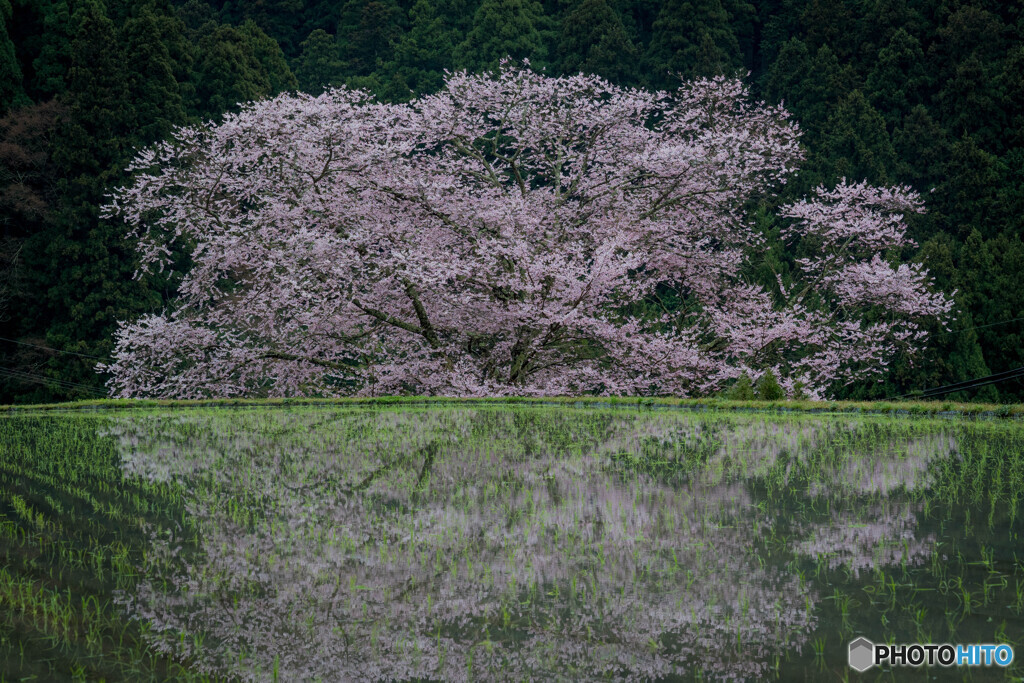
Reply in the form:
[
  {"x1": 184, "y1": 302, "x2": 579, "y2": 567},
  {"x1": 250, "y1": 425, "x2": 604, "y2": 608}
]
[{"x1": 100, "y1": 62, "x2": 952, "y2": 398}]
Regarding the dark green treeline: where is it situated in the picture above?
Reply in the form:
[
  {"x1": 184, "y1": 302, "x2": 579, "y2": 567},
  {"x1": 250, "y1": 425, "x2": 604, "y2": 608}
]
[{"x1": 1, "y1": 0, "x2": 1021, "y2": 403}]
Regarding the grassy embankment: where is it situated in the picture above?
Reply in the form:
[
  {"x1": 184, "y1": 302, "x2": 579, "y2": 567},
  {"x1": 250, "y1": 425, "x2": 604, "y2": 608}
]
[{"x1": 3, "y1": 394, "x2": 1023, "y2": 418}]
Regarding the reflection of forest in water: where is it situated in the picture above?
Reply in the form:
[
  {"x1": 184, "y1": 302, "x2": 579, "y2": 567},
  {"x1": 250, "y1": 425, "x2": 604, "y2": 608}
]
[{"x1": 105, "y1": 408, "x2": 961, "y2": 681}]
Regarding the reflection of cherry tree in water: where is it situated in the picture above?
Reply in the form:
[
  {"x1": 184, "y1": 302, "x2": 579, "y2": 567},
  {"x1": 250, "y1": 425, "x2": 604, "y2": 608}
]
[
  {"x1": 593, "y1": 414, "x2": 951, "y2": 488},
  {"x1": 787, "y1": 431, "x2": 952, "y2": 578},
  {"x1": 106, "y1": 409, "x2": 947, "y2": 680},
  {"x1": 791, "y1": 500, "x2": 934, "y2": 578},
  {"x1": 595, "y1": 416, "x2": 946, "y2": 581}
]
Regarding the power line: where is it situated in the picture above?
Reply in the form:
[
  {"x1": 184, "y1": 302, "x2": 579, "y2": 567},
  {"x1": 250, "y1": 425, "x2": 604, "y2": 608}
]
[
  {"x1": 0, "y1": 367, "x2": 109, "y2": 396},
  {"x1": 0, "y1": 373, "x2": 107, "y2": 397},
  {"x1": 0, "y1": 370, "x2": 107, "y2": 397},
  {"x1": 0, "y1": 335, "x2": 110, "y2": 361},
  {"x1": 898, "y1": 366, "x2": 1024, "y2": 400},
  {"x1": 947, "y1": 316, "x2": 1024, "y2": 335},
  {"x1": 905, "y1": 372, "x2": 1024, "y2": 400},
  {"x1": 915, "y1": 366, "x2": 1024, "y2": 396}
]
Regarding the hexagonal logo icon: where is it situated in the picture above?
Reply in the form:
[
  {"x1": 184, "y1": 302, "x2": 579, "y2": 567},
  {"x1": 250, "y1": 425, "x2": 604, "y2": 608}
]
[{"x1": 849, "y1": 637, "x2": 875, "y2": 672}]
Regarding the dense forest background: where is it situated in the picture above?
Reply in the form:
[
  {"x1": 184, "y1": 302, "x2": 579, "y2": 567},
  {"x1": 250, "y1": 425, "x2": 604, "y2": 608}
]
[{"x1": 0, "y1": 0, "x2": 1021, "y2": 403}]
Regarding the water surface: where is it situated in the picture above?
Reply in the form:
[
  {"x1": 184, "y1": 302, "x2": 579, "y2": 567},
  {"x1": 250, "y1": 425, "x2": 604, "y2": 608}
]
[{"x1": 2, "y1": 405, "x2": 1022, "y2": 680}]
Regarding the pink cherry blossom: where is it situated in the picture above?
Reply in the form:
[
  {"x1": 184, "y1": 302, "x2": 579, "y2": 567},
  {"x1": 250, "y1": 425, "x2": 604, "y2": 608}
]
[{"x1": 100, "y1": 64, "x2": 952, "y2": 398}]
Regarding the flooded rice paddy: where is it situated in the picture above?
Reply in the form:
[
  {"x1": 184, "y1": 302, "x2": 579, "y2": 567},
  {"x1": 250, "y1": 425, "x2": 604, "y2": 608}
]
[{"x1": 1, "y1": 404, "x2": 1023, "y2": 681}]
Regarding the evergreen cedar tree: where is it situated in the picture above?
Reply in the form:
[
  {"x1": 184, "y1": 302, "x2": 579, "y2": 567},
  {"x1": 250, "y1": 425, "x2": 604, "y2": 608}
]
[
  {"x1": 101, "y1": 64, "x2": 952, "y2": 399},
  {"x1": 2, "y1": 0, "x2": 1023, "y2": 403}
]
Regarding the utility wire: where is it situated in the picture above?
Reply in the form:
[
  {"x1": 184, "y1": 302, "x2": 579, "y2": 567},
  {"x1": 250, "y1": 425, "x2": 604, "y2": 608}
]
[
  {"x1": 0, "y1": 374, "x2": 107, "y2": 398},
  {"x1": 0, "y1": 367, "x2": 108, "y2": 395},
  {"x1": 0, "y1": 335, "x2": 109, "y2": 361},
  {"x1": 907, "y1": 372, "x2": 1024, "y2": 400},
  {"x1": 946, "y1": 316, "x2": 1024, "y2": 335},
  {"x1": 898, "y1": 365, "x2": 1024, "y2": 400},
  {"x1": 913, "y1": 366, "x2": 1024, "y2": 396},
  {"x1": 0, "y1": 367, "x2": 109, "y2": 396}
]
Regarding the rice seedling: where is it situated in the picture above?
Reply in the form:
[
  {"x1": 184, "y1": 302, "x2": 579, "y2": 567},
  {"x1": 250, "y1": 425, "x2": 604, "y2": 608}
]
[{"x1": 1, "y1": 403, "x2": 1022, "y2": 680}]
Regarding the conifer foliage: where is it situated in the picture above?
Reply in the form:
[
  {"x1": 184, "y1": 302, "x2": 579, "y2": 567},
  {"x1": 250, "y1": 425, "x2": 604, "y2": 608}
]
[{"x1": 1, "y1": 0, "x2": 1021, "y2": 402}]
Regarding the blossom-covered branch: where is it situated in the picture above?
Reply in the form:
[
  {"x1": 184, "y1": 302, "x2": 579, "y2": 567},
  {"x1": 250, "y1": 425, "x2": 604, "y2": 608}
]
[{"x1": 101, "y1": 63, "x2": 951, "y2": 398}]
